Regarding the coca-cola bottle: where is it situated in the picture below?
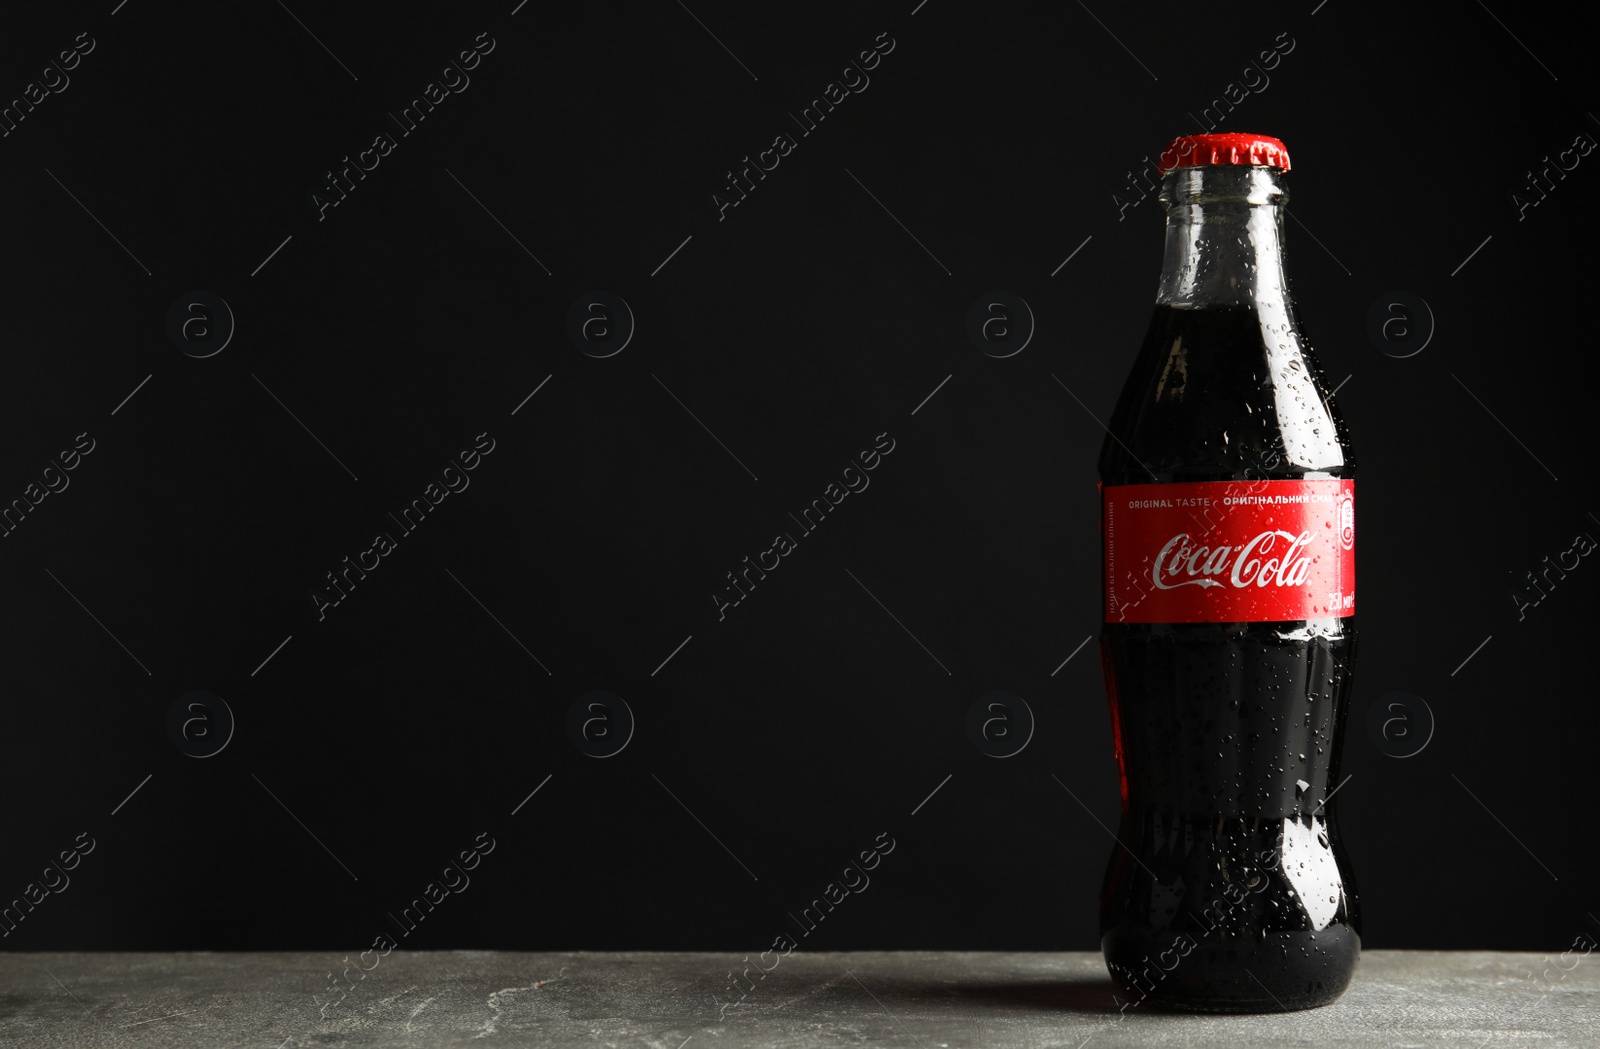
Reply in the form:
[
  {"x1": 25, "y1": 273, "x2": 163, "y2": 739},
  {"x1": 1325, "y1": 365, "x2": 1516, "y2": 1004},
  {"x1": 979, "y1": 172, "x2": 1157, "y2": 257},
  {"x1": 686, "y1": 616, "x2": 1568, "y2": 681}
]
[{"x1": 1097, "y1": 133, "x2": 1359, "y2": 1011}]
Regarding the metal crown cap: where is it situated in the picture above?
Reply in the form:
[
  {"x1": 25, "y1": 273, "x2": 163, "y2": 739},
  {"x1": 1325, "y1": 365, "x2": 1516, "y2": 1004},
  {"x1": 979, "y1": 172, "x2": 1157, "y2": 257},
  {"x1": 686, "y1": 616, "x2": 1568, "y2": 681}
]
[{"x1": 1158, "y1": 133, "x2": 1291, "y2": 175}]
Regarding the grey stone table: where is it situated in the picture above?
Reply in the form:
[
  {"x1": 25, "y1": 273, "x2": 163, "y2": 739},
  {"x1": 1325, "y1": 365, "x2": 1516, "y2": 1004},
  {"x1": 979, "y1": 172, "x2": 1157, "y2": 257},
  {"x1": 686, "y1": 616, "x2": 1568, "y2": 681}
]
[{"x1": 1, "y1": 951, "x2": 1594, "y2": 1047}]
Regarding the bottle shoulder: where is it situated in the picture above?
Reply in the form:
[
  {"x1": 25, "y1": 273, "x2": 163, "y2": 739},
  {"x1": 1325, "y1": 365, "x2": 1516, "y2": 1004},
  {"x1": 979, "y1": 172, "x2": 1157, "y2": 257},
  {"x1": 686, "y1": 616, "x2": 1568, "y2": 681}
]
[{"x1": 1099, "y1": 303, "x2": 1353, "y2": 484}]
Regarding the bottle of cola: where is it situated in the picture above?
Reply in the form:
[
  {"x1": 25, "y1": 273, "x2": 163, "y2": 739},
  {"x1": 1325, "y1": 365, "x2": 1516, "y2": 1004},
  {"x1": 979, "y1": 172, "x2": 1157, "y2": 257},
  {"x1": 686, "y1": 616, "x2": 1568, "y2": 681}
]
[{"x1": 1097, "y1": 133, "x2": 1359, "y2": 1012}]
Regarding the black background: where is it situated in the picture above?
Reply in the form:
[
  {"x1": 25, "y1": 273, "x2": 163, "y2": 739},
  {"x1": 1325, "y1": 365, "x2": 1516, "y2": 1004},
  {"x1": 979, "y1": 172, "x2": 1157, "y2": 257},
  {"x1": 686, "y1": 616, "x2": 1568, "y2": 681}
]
[{"x1": 1, "y1": 0, "x2": 1596, "y2": 956}]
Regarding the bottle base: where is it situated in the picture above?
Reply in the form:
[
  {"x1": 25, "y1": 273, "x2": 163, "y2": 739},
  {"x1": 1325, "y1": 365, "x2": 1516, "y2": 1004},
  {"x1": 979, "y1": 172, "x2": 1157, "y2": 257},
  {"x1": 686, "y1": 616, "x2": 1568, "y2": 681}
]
[{"x1": 1102, "y1": 925, "x2": 1359, "y2": 1013}]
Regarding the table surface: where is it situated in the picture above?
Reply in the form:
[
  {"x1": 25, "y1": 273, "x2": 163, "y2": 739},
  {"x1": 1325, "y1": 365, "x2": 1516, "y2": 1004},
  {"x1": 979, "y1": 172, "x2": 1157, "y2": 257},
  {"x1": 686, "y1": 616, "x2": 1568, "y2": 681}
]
[{"x1": 1, "y1": 950, "x2": 1594, "y2": 1048}]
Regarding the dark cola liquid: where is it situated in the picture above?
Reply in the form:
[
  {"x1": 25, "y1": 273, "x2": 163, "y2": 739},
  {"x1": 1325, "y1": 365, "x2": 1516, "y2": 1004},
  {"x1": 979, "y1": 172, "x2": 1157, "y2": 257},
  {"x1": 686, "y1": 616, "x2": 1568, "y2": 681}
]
[{"x1": 1098, "y1": 303, "x2": 1359, "y2": 1012}]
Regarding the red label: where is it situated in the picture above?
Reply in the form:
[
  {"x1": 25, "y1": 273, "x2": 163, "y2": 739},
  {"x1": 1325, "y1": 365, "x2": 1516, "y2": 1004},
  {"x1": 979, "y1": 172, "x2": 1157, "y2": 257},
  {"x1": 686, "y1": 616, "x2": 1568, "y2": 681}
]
[{"x1": 1103, "y1": 479, "x2": 1354, "y2": 623}]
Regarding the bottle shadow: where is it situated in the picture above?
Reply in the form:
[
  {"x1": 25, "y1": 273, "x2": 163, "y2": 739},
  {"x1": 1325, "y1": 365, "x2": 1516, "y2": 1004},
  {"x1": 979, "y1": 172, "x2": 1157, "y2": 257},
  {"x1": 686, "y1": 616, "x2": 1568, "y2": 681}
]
[
  {"x1": 939, "y1": 978, "x2": 1124, "y2": 1015},
  {"x1": 841, "y1": 967, "x2": 1143, "y2": 1017}
]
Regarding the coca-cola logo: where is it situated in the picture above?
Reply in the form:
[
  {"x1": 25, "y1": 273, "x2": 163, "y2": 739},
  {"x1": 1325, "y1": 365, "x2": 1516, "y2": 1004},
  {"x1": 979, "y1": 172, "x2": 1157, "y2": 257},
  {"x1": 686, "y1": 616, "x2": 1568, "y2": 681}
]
[{"x1": 1151, "y1": 530, "x2": 1314, "y2": 591}]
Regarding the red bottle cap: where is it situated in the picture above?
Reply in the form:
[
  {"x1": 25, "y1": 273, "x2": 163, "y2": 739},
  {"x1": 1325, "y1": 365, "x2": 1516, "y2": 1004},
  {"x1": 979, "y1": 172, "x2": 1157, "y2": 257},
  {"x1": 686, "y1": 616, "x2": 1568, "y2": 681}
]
[{"x1": 1157, "y1": 133, "x2": 1290, "y2": 175}]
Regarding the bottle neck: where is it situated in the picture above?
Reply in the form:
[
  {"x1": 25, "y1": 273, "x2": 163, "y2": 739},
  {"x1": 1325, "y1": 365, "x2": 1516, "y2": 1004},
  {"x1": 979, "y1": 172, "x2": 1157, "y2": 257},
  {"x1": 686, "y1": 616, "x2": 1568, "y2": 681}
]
[{"x1": 1156, "y1": 166, "x2": 1290, "y2": 309}]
